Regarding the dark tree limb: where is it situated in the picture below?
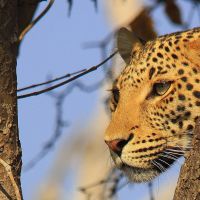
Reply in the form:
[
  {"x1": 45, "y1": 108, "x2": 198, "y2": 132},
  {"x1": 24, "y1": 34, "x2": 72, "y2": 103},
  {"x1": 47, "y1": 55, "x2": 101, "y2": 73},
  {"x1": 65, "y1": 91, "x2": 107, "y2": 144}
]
[
  {"x1": 18, "y1": 0, "x2": 40, "y2": 37},
  {"x1": 0, "y1": 1, "x2": 22, "y2": 200},
  {"x1": 173, "y1": 119, "x2": 200, "y2": 200},
  {"x1": 17, "y1": 0, "x2": 40, "y2": 55},
  {"x1": 18, "y1": 0, "x2": 55, "y2": 42},
  {"x1": 17, "y1": 69, "x2": 86, "y2": 92}
]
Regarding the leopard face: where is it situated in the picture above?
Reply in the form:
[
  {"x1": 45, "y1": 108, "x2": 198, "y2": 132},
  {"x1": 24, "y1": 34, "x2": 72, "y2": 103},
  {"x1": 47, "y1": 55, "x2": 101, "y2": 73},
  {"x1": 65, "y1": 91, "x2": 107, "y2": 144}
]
[{"x1": 104, "y1": 27, "x2": 200, "y2": 182}]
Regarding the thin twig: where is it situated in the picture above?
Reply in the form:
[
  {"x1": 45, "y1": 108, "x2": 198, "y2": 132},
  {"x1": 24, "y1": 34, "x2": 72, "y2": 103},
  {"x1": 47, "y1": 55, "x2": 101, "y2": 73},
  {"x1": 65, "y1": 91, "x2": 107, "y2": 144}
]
[
  {"x1": 82, "y1": 32, "x2": 115, "y2": 80},
  {"x1": 23, "y1": 34, "x2": 112, "y2": 169},
  {"x1": 108, "y1": 172, "x2": 124, "y2": 198},
  {"x1": 17, "y1": 69, "x2": 86, "y2": 92},
  {"x1": 148, "y1": 182, "x2": 154, "y2": 200},
  {"x1": 23, "y1": 78, "x2": 105, "y2": 171},
  {"x1": 17, "y1": 50, "x2": 117, "y2": 99},
  {"x1": 19, "y1": 0, "x2": 55, "y2": 41},
  {"x1": 23, "y1": 90, "x2": 69, "y2": 171},
  {"x1": 79, "y1": 168, "x2": 122, "y2": 199}
]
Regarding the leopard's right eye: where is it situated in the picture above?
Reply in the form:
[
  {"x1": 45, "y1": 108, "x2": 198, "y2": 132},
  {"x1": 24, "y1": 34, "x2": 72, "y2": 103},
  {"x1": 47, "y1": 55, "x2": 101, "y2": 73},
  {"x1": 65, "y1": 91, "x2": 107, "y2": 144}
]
[
  {"x1": 146, "y1": 80, "x2": 173, "y2": 100},
  {"x1": 153, "y1": 81, "x2": 172, "y2": 96}
]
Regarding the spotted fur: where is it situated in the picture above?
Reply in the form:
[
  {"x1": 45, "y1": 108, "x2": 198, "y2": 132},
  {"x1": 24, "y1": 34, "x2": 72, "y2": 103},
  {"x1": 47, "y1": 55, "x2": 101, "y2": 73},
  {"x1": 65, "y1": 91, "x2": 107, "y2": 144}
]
[{"x1": 104, "y1": 27, "x2": 200, "y2": 182}]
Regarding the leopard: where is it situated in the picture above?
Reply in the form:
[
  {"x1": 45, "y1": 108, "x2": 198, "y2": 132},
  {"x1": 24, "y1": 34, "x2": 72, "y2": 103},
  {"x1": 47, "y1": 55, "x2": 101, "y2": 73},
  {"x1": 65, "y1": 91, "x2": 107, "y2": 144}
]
[{"x1": 104, "y1": 27, "x2": 200, "y2": 183}]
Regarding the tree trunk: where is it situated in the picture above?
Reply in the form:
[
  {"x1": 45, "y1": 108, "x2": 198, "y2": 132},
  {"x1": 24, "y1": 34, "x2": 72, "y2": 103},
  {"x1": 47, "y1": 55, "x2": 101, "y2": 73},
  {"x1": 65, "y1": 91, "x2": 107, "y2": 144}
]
[
  {"x1": 173, "y1": 119, "x2": 200, "y2": 200},
  {"x1": 0, "y1": 1, "x2": 22, "y2": 199}
]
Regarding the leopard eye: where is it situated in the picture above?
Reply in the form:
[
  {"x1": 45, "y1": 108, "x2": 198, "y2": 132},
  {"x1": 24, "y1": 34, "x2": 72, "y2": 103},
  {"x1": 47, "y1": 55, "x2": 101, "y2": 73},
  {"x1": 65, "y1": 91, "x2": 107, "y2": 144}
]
[
  {"x1": 112, "y1": 88, "x2": 120, "y2": 104},
  {"x1": 153, "y1": 81, "x2": 172, "y2": 96}
]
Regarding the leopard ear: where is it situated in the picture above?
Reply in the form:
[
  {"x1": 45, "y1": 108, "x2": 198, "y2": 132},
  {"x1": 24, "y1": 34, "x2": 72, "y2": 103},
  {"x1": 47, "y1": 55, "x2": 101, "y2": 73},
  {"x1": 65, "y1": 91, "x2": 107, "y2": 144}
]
[
  {"x1": 184, "y1": 39, "x2": 200, "y2": 65},
  {"x1": 117, "y1": 28, "x2": 145, "y2": 64}
]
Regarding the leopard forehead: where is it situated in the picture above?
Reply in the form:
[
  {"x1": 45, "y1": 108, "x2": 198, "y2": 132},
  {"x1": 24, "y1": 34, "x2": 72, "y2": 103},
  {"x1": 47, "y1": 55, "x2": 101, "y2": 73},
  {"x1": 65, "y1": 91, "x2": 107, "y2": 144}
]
[{"x1": 117, "y1": 28, "x2": 199, "y2": 90}]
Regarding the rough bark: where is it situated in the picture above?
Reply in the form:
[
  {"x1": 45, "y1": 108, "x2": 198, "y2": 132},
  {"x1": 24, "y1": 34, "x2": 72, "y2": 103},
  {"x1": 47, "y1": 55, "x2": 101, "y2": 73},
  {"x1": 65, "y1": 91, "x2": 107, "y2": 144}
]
[
  {"x1": 173, "y1": 119, "x2": 200, "y2": 200},
  {"x1": 0, "y1": 1, "x2": 22, "y2": 199},
  {"x1": 0, "y1": 1, "x2": 40, "y2": 199}
]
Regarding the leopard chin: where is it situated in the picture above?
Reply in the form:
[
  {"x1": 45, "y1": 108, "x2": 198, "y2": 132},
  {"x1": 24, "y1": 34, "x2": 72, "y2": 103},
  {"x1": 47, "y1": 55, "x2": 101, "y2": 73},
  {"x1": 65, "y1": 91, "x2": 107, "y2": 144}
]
[
  {"x1": 121, "y1": 164, "x2": 160, "y2": 183},
  {"x1": 111, "y1": 150, "x2": 182, "y2": 182}
]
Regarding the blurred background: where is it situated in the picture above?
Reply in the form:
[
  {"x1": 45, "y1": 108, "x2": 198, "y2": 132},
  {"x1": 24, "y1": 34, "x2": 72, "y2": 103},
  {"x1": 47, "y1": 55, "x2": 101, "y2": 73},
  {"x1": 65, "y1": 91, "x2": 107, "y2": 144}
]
[{"x1": 17, "y1": 0, "x2": 200, "y2": 199}]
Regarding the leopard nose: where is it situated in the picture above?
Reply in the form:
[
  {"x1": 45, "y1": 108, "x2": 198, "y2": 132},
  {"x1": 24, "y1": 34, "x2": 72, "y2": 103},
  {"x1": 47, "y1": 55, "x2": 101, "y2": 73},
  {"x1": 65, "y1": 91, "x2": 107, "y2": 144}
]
[{"x1": 105, "y1": 134, "x2": 133, "y2": 156}]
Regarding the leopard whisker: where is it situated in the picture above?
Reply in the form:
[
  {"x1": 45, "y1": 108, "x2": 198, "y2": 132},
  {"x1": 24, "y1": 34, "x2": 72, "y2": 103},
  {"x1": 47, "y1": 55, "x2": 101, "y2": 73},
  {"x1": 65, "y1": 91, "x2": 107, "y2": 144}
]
[
  {"x1": 172, "y1": 144, "x2": 192, "y2": 151},
  {"x1": 162, "y1": 151, "x2": 183, "y2": 165},
  {"x1": 157, "y1": 158, "x2": 171, "y2": 167},
  {"x1": 161, "y1": 152, "x2": 179, "y2": 160},
  {"x1": 165, "y1": 151, "x2": 184, "y2": 158},
  {"x1": 163, "y1": 152, "x2": 183, "y2": 165},
  {"x1": 165, "y1": 151, "x2": 182, "y2": 157},
  {"x1": 151, "y1": 160, "x2": 166, "y2": 173},
  {"x1": 165, "y1": 148, "x2": 184, "y2": 153}
]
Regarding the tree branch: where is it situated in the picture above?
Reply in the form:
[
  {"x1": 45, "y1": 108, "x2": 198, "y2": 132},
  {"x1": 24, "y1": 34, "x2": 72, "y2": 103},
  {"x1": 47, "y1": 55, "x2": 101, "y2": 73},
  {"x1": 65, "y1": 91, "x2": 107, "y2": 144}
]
[
  {"x1": 17, "y1": 69, "x2": 86, "y2": 92},
  {"x1": 173, "y1": 118, "x2": 200, "y2": 200},
  {"x1": 18, "y1": 0, "x2": 55, "y2": 41},
  {"x1": 17, "y1": 50, "x2": 117, "y2": 99}
]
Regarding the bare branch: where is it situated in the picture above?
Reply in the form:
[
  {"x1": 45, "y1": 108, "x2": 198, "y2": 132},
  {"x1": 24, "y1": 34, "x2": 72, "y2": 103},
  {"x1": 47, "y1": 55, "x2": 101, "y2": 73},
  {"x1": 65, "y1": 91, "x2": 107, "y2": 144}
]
[
  {"x1": 18, "y1": 0, "x2": 55, "y2": 41},
  {"x1": 23, "y1": 78, "x2": 105, "y2": 171},
  {"x1": 17, "y1": 50, "x2": 117, "y2": 99},
  {"x1": 148, "y1": 182, "x2": 155, "y2": 200},
  {"x1": 79, "y1": 168, "x2": 124, "y2": 200},
  {"x1": 91, "y1": 0, "x2": 98, "y2": 12},
  {"x1": 67, "y1": 0, "x2": 73, "y2": 17},
  {"x1": 23, "y1": 89, "x2": 69, "y2": 171},
  {"x1": 23, "y1": 32, "x2": 114, "y2": 170},
  {"x1": 17, "y1": 69, "x2": 86, "y2": 92}
]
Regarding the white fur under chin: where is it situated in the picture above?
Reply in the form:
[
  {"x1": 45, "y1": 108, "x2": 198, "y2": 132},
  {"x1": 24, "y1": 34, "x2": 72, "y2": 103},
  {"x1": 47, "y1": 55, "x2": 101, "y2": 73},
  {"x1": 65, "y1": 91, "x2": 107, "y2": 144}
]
[
  {"x1": 122, "y1": 165, "x2": 160, "y2": 183},
  {"x1": 110, "y1": 150, "x2": 161, "y2": 182}
]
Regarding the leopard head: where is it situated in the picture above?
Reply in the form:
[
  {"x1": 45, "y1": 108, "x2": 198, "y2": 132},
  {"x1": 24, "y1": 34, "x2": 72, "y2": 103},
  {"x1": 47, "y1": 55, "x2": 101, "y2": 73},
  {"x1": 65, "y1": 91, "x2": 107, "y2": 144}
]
[{"x1": 104, "y1": 27, "x2": 200, "y2": 182}]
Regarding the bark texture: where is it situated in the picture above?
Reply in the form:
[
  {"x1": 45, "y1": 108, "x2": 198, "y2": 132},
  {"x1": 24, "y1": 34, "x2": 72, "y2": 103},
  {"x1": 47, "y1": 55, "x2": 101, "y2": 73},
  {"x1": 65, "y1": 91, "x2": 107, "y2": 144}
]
[
  {"x1": 0, "y1": 1, "x2": 22, "y2": 199},
  {"x1": 173, "y1": 119, "x2": 200, "y2": 200}
]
